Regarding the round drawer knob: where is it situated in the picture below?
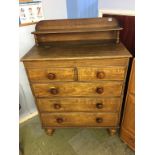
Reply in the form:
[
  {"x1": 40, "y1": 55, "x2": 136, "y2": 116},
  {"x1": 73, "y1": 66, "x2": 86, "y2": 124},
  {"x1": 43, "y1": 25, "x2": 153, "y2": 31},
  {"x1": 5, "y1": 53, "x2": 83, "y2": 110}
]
[
  {"x1": 53, "y1": 103, "x2": 61, "y2": 109},
  {"x1": 56, "y1": 118, "x2": 63, "y2": 123},
  {"x1": 96, "y1": 71, "x2": 105, "y2": 79},
  {"x1": 54, "y1": 103, "x2": 61, "y2": 109},
  {"x1": 50, "y1": 87, "x2": 59, "y2": 95},
  {"x1": 96, "y1": 117, "x2": 103, "y2": 123},
  {"x1": 96, "y1": 103, "x2": 104, "y2": 109},
  {"x1": 47, "y1": 73, "x2": 56, "y2": 80},
  {"x1": 96, "y1": 87, "x2": 104, "y2": 94}
]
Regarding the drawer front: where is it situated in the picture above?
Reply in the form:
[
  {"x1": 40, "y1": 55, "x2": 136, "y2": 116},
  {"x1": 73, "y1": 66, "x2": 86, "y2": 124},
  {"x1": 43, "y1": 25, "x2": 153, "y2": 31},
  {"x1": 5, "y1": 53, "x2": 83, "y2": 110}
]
[
  {"x1": 32, "y1": 82, "x2": 123, "y2": 97},
  {"x1": 27, "y1": 67, "x2": 75, "y2": 82},
  {"x1": 41, "y1": 112, "x2": 118, "y2": 127},
  {"x1": 78, "y1": 66, "x2": 126, "y2": 81},
  {"x1": 37, "y1": 98, "x2": 121, "y2": 112}
]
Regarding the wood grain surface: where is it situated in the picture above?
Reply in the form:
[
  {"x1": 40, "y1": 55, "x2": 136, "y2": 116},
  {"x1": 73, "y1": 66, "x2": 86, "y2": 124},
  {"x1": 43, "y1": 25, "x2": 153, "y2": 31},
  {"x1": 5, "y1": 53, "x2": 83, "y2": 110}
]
[
  {"x1": 24, "y1": 58, "x2": 129, "y2": 68},
  {"x1": 32, "y1": 18, "x2": 122, "y2": 45},
  {"x1": 27, "y1": 67, "x2": 75, "y2": 82},
  {"x1": 120, "y1": 59, "x2": 135, "y2": 150},
  {"x1": 35, "y1": 18, "x2": 121, "y2": 31},
  {"x1": 21, "y1": 42, "x2": 131, "y2": 61},
  {"x1": 78, "y1": 66, "x2": 126, "y2": 81},
  {"x1": 37, "y1": 97, "x2": 121, "y2": 112},
  {"x1": 21, "y1": 18, "x2": 132, "y2": 135},
  {"x1": 32, "y1": 82, "x2": 123, "y2": 97},
  {"x1": 40, "y1": 112, "x2": 118, "y2": 127}
]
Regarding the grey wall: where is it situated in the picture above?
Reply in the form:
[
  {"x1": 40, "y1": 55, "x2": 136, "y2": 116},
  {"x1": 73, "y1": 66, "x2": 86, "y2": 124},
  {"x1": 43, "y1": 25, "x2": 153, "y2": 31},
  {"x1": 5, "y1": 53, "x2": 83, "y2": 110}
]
[
  {"x1": 42, "y1": 0, "x2": 67, "y2": 19},
  {"x1": 19, "y1": 0, "x2": 67, "y2": 120},
  {"x1": 19, "y1": 25, "x2": 36, "y2": 119},
  {"x1": 98, "y1": 0, "x2": 135, "y2": 10}
]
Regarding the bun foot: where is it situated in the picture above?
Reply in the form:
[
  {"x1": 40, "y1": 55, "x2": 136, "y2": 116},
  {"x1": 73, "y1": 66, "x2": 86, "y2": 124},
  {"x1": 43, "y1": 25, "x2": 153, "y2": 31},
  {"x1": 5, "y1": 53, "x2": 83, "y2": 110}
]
[
  {"x1": 45, "y1": 129, "x2": 55, "y2": 136},
  {"x1": 108, "y1": 128, "x2": 117, "y2": 136}
]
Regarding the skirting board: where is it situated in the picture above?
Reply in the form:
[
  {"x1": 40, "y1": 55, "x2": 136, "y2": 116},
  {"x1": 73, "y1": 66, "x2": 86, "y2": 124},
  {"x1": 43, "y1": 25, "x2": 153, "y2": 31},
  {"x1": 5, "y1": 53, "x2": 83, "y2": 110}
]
[{"x1": 19, "y1": 111, "x2": 38, "y2": 124}]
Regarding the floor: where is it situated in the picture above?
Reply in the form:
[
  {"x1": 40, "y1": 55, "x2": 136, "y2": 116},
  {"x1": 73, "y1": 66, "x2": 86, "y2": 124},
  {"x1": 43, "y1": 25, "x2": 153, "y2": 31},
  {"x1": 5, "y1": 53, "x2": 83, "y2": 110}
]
[{"x1": 20, "y1": 116, "x2": 135, "y2": 155}]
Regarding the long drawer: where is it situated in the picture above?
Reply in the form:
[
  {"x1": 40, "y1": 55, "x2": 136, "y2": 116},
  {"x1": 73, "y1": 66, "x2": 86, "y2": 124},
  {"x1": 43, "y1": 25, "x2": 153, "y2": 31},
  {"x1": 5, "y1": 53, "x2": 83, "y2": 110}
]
[
  {"x1": 41, "y1": 112, "x2": 118, "y2": 127},
  {"x1": 32, "y1": 82, "x2": 123, "y2": 97},
  {"x1": 37, "y1": 97, "x2": 121, "y2": 112}
]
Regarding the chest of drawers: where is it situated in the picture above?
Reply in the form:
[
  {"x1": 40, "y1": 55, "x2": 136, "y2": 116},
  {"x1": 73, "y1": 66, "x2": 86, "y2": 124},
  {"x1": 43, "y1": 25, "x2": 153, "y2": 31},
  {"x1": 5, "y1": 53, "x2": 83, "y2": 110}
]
[{"x1": 21, "y1": 18, "x2": 132, "y2": 135}]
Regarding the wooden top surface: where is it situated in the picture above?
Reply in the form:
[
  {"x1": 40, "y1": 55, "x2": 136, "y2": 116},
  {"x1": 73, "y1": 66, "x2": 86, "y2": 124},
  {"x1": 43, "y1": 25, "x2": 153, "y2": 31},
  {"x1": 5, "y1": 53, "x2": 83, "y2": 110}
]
[{"x1": 21, "y1": 42, "x2": 132, "y2": 61}]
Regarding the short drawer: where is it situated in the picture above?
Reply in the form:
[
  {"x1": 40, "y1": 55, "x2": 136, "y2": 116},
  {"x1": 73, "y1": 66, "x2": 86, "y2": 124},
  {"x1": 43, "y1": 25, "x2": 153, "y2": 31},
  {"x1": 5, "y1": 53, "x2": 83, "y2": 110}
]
[
  {"x1": 27, "y1": 67, "x2": 75, "y2": 82},
  {"x1": 78, "y1": 66, "x2": 126, "y2": 81},
  {"x1": 41, "y1": 112, "x2": 118, "y2": 127},
  {"x1": 32, "y1": 82, "x2": 123, "y2": 97},
  {"x1": 37, "y1": 97, "x2": 121, "y2": 112}
]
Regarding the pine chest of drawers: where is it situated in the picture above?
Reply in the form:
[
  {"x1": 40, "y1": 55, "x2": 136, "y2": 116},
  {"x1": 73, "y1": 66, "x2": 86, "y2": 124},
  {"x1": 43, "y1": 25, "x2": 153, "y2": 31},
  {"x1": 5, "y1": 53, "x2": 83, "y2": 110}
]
[{"x1": 21, "y1": 18, "x2": 132, "y2": 135}]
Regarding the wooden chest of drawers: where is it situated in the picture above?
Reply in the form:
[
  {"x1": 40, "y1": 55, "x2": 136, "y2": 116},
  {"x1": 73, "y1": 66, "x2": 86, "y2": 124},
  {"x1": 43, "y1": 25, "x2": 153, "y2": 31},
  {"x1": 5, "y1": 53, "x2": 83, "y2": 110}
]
[
  {"x1": 22, "y1": 43, "x2": 131, "y2": 135},
  {"x1": 21, "y1": 18, "x2": 132, "y2": 135}
]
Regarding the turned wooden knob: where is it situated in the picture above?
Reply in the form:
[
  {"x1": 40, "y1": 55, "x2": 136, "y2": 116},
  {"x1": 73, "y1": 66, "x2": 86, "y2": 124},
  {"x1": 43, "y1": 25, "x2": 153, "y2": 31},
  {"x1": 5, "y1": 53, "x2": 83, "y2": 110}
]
[
  {"x1": 53, "y1": 103, "x2": 61, "y2": 109},
  {"x1": 96, "y1": 71, "x2": 105, "y2": 79},
  {"x1": 50, "y1": 87, "x2": 59, "y2": 95},
  {"x1": 96, "y1": 117, "x2": 103, "y2": 123},
  {"x1": 56, "y1": 118, "x2": 63, "y2": 123},
  {"x1": 96, "y1": 103, "x2": 104, "y2": 109},
  {"x1": 47, "y1": 73, "x2": 56, "y2": 80},
  {"x1": 96, "y1": 87, "x2": 104, "y2": 94}
]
